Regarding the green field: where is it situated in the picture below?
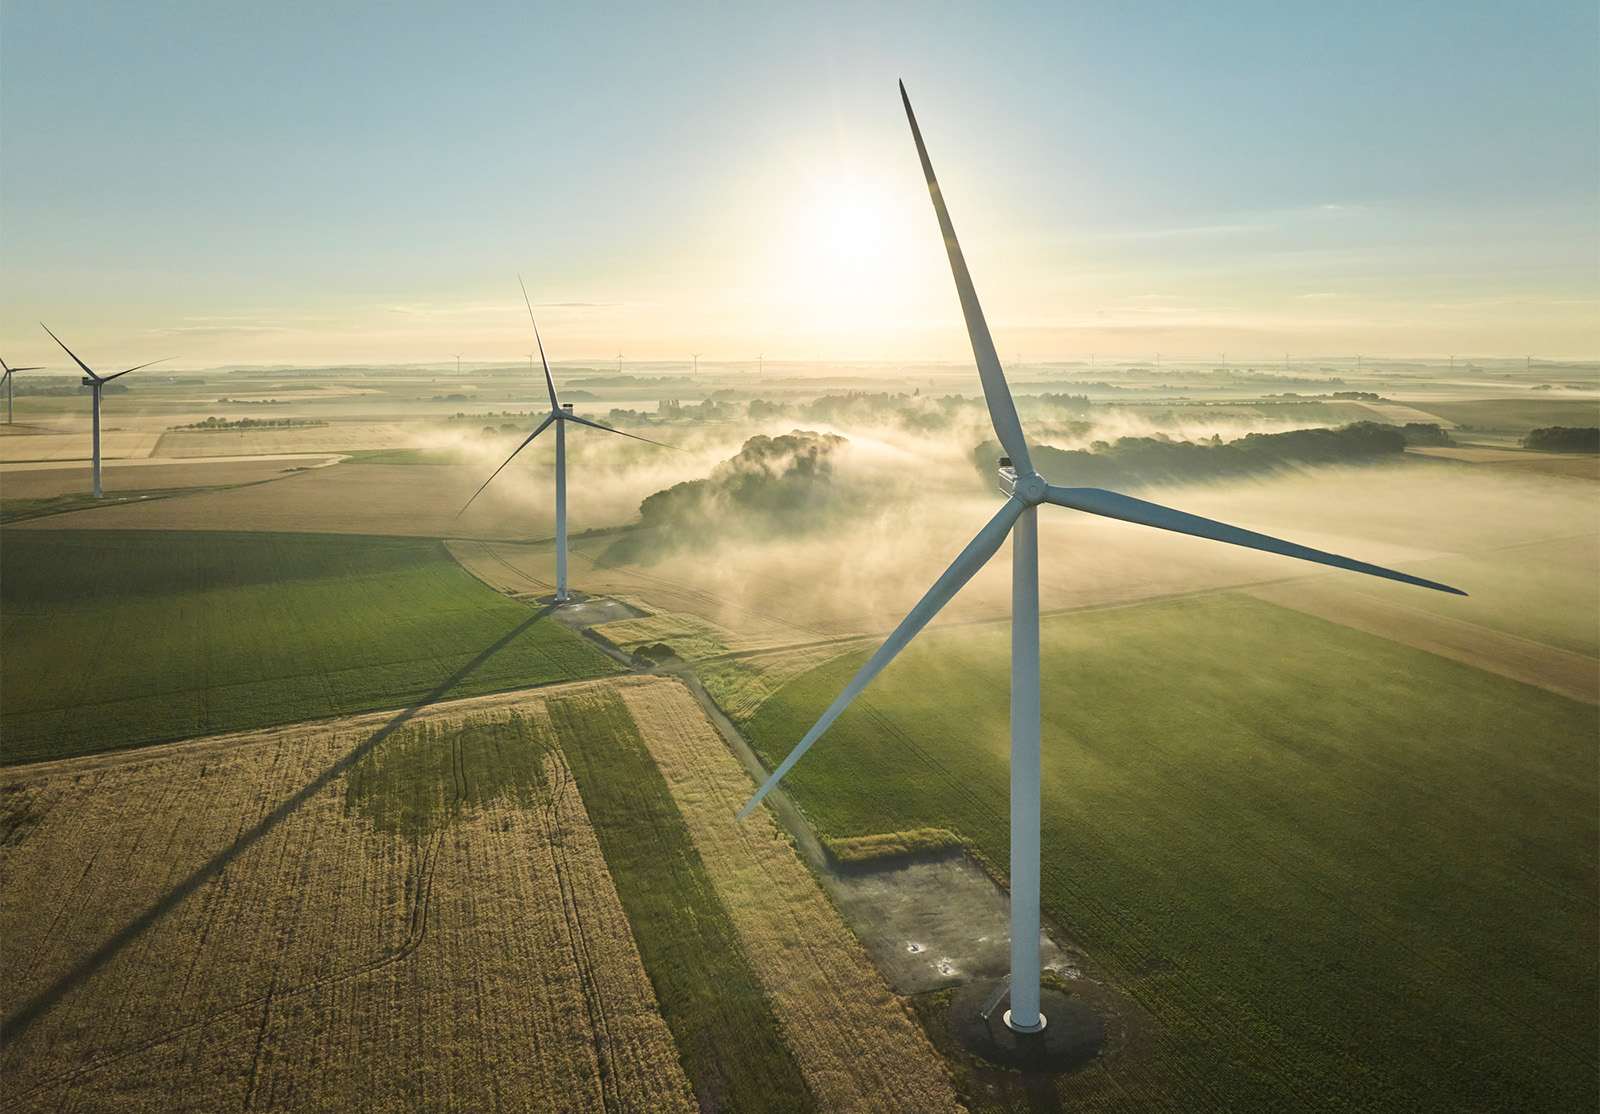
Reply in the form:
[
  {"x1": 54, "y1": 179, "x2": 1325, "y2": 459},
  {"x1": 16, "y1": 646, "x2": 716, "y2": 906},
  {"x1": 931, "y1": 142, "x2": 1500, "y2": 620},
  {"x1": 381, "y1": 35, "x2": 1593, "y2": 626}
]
[
  {"x1": 0, "y1": 530, "x2": 620, "y2": 764},
  {"x1": 739, "y1": 594, "x2": 1598, "y2": 1113},
  {"x1": 549, "y1": 691, "x2": 814, "y2": 1113}
]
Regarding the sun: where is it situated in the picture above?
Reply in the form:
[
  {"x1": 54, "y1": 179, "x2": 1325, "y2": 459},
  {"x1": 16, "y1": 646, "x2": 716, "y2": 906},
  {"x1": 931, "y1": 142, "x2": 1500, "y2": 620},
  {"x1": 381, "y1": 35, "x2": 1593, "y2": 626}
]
[
  {"x1": 816, "y1": 193, "x2": 890, "y2": 266},
  {"x1": 780, "y1": 176, "x2": 931, "y2": 311}
]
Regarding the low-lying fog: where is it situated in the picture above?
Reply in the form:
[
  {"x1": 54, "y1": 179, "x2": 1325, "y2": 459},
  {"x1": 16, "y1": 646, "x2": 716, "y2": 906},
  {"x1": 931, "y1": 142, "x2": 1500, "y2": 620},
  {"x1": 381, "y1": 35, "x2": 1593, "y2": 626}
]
[{"x1": 438, "y1": 407, "x2": 1596, "y2": 652}]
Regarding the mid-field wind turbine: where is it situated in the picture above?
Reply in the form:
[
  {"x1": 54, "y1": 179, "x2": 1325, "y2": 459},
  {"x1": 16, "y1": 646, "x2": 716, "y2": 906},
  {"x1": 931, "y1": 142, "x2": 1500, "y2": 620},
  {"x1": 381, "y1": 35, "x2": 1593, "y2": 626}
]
[
  {"x1": 737, "y1": 83, "x2": 1465, "y2": 1037},
  {"x1": 1, "y1": 358, "x2": 43, "y2": 424},
  {"x1": 458, "y1": 281, "x2": 674, "y2": 602},
  {"x1": 41, "y1": 326, "x2": 168, "y2": 498}
]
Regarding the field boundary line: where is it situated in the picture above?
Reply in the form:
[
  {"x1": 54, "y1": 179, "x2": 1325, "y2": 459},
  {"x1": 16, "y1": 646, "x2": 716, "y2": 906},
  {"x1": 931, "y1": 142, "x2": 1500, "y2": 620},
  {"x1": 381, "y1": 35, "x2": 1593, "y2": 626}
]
[{"x1": 1244, "y1": 581, "x2": 1599, "y2": 704}]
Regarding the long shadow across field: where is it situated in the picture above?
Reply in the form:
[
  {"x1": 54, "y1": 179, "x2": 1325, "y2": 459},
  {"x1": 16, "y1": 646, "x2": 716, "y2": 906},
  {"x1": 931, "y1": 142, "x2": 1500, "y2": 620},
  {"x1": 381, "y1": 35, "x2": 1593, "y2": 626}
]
[{"x1": 2, "y1": 607, "x2": 554, "y2": 1043}]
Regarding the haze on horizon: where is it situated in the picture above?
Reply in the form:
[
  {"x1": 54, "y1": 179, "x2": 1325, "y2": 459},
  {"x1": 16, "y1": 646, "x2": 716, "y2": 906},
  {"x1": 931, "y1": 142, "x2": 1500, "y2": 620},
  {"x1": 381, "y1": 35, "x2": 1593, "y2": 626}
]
[{"x1": 2, "y1": 0, "x2": 1595, "y2": 369}]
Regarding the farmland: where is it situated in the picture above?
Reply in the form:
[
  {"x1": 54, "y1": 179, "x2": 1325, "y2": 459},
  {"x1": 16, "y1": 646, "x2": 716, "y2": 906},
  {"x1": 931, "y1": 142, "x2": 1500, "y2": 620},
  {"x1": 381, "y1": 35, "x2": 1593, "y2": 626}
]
[
  {"x1": 0, "y1": 530, "x2": 620, "y2": 764},
  {"x1": 547, "y1": 689, "x2": 815, "y2": 1113},
  {"x1": 0, "y1": 675, "x2": 961, "y2": 1114},
  {"x1": 614, "y1": 681, "x2": 962, "y2": 1113},
  {"x1": 0, "y1": 699, "x2": 693, "y2": 1113},
  {"x1": 740, "y1": 593, "x2": 1599, "y2": 1112}
]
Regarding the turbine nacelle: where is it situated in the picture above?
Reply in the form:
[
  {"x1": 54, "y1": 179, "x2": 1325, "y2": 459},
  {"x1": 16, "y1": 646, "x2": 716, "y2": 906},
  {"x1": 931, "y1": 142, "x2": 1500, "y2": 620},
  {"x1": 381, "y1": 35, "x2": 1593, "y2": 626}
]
[{"x1": 998, "y1": 464, "x2": 1047, "y2": 506}]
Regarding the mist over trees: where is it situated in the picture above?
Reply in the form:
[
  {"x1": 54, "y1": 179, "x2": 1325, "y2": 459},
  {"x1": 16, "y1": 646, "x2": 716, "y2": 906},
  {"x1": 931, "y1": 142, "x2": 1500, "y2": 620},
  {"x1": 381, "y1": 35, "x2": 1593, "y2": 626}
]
[
  {"x1": 975, "y1": 421, "x2": 1415, "y2": 488},
  {"x1": 599, "y1": 389, "x2": 1091, "y2": 433},
  {"x1": 605, "y1": 430, "x2": 849, "y2": 563}
]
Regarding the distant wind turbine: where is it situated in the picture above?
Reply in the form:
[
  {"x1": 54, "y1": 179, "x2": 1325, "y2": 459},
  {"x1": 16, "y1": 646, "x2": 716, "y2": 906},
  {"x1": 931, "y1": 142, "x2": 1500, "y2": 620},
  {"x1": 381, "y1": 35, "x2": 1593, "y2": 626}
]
[
  {"x1": 758, "y1": 352, "x2": 765, "y2": 376},
  {"x1": 616, "y1": 349, "x2": 625, "y2": 376},
  {"x1": 41, "y1": 326, "x2": 169, "y2": 498},
  {"x1": 454, "y1": 352, "x2": 463, "y2": 375},
  {"x1": 691, "y1": 352, "x2": 700, "y2": 375},
  {"x1": 458, "y1": 280, "x2": 676, "y2": 603},
  {"x1": 1, "y1": 358, "x2": 43, "y2": 425},
  {"x1": 736, "y1": 82, "x2": 1466, "y2": 1038}
]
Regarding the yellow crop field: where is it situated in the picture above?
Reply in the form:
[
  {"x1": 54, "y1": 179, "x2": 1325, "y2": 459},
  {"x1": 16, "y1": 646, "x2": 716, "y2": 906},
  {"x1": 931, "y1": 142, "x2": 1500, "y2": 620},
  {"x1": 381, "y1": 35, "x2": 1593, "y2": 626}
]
[
  {"x1": 0, "y1": 695, "x2": 693, "y2": 1113},
  {"x1": 616, "y1": 679, "x2": 964, "y2": 1114}
]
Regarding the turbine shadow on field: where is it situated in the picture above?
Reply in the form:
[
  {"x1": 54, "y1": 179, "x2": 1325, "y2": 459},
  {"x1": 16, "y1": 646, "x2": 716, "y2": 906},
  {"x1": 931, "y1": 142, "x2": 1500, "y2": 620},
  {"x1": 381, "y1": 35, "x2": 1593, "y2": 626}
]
[{"x1": 0, "y1": 607, "x2": 555, "y2": 1043}]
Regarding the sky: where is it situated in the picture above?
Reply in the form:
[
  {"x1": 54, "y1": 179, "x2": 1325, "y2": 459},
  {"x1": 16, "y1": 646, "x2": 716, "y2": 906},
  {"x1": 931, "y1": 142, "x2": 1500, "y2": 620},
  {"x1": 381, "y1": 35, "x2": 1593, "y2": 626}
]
[{"x1": 2, "y1": 0, "x2": 1596, "y2": 369}]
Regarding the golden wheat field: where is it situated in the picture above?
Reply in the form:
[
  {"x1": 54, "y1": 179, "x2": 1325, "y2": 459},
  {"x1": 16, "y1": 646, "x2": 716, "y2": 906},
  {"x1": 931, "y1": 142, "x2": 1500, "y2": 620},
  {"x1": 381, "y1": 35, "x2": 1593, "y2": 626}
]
[{"x1": 0, "y1": 690, "x2": 693, "y2": 1114}]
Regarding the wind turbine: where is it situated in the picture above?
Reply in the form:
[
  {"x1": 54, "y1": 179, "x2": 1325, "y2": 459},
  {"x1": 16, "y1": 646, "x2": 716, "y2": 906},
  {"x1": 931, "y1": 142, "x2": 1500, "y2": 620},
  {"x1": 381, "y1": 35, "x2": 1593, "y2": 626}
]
[
  {"x1": 41, "y1": 325, "x2": 168, "y2": 498},
  {"x1": 616, "y1": 348, "x2": 625, "y2": 376},
  {"x1": 458, "y1": 280, "x2": 675, "y2": 603},
  {"x1": 737, "y1": 82, "x2": 1466, "y2": 1038},
  {"x1": 454, "y1": 352, "x2": 463, "y2": 375},
  {"x1": 691, "y1": 352, "x2": 700, "y2": 375},
  {"x1": 1, "y1": 358, "x2": 43, "y2": 424}
]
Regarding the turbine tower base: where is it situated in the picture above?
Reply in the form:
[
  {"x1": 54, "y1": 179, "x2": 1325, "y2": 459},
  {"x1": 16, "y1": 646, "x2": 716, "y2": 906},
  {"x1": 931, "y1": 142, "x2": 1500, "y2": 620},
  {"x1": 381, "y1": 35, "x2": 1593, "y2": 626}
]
[{"x1": 947, "y1": 978, "x2": 1104, "y2": 1073}]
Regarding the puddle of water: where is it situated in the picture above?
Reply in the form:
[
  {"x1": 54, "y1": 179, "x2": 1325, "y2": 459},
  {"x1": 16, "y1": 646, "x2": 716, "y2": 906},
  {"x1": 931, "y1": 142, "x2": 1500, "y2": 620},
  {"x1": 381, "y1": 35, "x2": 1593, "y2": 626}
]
[
  {"x1": 819, "y1": 851, "x2": 1071, "y2": 994},
  {"x1": 677, "y1": 668, "x2": 1076, "y2": 996}
]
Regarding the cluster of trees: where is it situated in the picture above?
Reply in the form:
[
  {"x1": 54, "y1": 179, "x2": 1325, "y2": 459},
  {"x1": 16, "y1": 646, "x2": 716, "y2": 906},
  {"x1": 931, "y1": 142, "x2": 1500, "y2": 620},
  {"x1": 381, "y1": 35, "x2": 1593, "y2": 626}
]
[
  {"x1": 168, "y1": 416, "x2": 327, "y2": 431},
  {"x1": 1399, "y1": 422, "x2": 1454, "y2": 446},
  {"x1": 1523, "y1": 427, "x2": 1600, "y2": 453},
  {"x1": 606, "y1": 431, "x2": 847, "y2": 562},
  {"x1": 602, "y1": 389, "x2": 1091, "y2": 433},
  {"x1": 975, "y1": 421, "x2": 1417, "y2": 488}
]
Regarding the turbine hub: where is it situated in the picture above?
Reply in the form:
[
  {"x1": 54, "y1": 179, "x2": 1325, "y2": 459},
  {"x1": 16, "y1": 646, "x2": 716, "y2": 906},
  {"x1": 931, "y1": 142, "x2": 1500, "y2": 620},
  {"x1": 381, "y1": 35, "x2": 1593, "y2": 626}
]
[{"x1": 999, "y1": 463, "x2": 1047, "y2": 506}]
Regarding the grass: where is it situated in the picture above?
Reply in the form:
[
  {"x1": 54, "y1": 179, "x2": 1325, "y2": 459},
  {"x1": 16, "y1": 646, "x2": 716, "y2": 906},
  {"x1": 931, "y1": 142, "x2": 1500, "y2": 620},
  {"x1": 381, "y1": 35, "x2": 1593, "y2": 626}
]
[
  {"x1": 821, "y1": 828, "x2": 964, "y2": 866},
  {"x1": 0, "y1": 530, "x2": 621, "y2": 764},
  {"x1": 741, "y1": 593, "x2": 1599, "y2": 1113},
  {"x1": 547, "y1": 690, "x2": 815, "y2": 1114}
]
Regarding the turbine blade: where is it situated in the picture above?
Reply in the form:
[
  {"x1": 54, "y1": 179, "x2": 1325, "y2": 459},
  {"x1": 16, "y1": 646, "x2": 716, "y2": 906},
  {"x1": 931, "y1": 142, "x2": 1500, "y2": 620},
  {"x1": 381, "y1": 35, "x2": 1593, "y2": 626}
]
[
  {"x1": 563, "y1": 411, "x2": 681, "y2": 449},
  {"x1": 737, "y1": 497, "x2": 1025, "y2": 820},
  {"x1": 900, "y1": 81, "x2": 1032, "y2": 475},
  {"x1": 102, "y1": 357, "x2": 172, "y2": 382},
  {"x1": 0, "y1": 361, "x2": 43, "y2": 373},
  {"x1": 40, "y1": 324, "x2": 98, "y2": 379},
  {"x1": 1043, "y1": 485, "x2": 1466, "y2": 595},
  {"x1": 455, "y1": 412, "x2": 558, "y2": 519},
  {"x1": 518, "y1": 275, "x2": 560, "y2": 410}
]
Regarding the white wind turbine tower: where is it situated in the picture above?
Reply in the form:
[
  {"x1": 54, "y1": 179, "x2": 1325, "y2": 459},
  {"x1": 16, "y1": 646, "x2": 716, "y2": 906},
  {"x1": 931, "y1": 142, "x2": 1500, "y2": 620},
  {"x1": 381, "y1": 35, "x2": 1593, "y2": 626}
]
[
  {"x1": 454, "y1": 352, "x2": 463, "y2": 375},
  {"x1": 42, "y1": 325, "x2": 168, "y2": 498},
  {"x1": 458, "y1": 280, "x2": 674, "y2": 603},
  {"x1": 737, "y1": 82, "x2": 1466, "y2": 1038},
  {"x1": 1, "y1": 358, "x2": 43, "y2": 424}
]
